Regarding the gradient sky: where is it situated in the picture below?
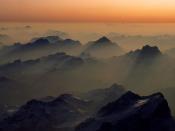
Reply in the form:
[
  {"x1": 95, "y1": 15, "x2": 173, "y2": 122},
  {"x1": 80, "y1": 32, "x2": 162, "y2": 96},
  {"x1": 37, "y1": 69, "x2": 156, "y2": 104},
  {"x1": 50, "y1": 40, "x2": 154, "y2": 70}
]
[{"x1": 1, "y1": 0, "x2": 175, "y2": 22}]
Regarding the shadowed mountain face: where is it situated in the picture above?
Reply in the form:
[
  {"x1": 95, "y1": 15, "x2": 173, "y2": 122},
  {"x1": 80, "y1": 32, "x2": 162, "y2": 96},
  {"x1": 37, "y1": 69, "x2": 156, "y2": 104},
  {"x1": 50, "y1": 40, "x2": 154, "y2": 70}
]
[
  {"x1": 81, "y1": 36, "x2": 124, "y2": 58},
  {"x1": 0, "y1": 84, "x2": 174, "y2": 131},
  {"x1": 76, "y1": 92, "x2": 175, "y2": 131},
  {"x1": 0, "y1": 84, "x2": 126, "y2": 131},
  {"x1": 124, "y1": 45, "x2": 162, "y2": 63},
  {"x1": 31, "y1": 36, "x2": 63, "y2": 43},
  {"x1": 138, "y1": 45, "x2": 161, "y2": 58},
  {"x1": 0, "y1": 94, "x2": 91, "y2": 131}
]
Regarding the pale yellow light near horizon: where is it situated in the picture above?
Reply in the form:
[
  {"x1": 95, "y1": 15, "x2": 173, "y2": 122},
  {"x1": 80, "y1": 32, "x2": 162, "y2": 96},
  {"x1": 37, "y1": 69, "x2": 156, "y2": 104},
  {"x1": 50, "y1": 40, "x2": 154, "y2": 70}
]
[{"x1": 1, "y1": 0, "x2": 175, "y2": 22}]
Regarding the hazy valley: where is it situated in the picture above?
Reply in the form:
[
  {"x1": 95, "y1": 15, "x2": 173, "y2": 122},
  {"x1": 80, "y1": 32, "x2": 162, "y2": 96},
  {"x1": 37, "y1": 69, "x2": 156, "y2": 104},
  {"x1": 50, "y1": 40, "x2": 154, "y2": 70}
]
[{"x1": 0, "y1": 30, "x2": 175, "y2": 130}]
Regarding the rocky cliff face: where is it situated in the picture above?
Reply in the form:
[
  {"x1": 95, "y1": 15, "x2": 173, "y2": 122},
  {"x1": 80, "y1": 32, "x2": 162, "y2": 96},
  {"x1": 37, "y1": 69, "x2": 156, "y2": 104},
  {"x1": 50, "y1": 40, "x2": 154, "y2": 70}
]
[
  {"x1": 0, "y1": 87, "x2": 174, "y2": 131},
  {"x1": 0, "y1": 94, "x2": 91, "y2": 131},
  {"x1": 76, "y1": 92, "x2": 175, "y2": 131}
]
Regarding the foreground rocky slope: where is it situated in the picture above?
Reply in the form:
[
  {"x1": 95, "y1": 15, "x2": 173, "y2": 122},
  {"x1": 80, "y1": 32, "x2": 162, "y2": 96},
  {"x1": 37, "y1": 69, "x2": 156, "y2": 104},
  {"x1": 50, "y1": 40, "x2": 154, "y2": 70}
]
[
  {"x1": 1, "y1": 90, "x2": 174, "y2": 131},
  {"x1": 0, "y1": 94, "x2": 91, "y2": 131},
  {"x1": 76, "y1": 92, "x2": 175, "y2": 131},
  {"x1": 0, "y1": 84, "x2": 125, "y2": 131}
]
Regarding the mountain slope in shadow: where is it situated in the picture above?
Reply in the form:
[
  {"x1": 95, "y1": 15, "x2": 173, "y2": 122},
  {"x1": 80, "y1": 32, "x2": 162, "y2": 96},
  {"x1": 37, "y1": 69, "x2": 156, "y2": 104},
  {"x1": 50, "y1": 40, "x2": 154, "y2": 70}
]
[{"x1": 76, "y1": 91, "x2": 175, "y2": 131}]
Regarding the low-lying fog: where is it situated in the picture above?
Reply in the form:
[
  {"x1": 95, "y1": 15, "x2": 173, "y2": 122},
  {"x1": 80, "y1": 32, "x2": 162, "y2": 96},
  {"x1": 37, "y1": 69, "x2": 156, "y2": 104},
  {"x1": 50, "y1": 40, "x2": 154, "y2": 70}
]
[{"x1": 0, "y1": 22, "x2": 175, "y2": 115}]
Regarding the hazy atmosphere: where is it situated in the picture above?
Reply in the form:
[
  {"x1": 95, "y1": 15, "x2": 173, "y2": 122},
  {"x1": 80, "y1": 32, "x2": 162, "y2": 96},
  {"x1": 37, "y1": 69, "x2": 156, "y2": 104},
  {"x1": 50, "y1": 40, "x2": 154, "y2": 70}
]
[{"x1": 0, "y1": 0, "x2": 175, "y2": 131}]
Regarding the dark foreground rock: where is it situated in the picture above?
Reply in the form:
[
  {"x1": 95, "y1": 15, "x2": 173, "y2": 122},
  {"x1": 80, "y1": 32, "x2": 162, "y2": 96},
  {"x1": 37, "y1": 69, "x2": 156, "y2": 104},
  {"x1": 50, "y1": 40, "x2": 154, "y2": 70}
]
[{"x1": 76, "y1": 91, "x2": 175, "y2": 131}]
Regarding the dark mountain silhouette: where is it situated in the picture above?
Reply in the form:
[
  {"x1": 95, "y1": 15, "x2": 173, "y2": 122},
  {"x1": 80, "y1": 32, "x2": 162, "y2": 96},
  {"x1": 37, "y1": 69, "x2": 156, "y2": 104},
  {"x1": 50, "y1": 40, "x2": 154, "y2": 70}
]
[
  {"x1": 0, "y1": 52, "x2": 84, "y2": 76},
  {"x1": 111, "y1": 45, "x2": 166, "y2": 93},
  {"x1": 76, "y1": 91, "x2": 175, "y2": 131},
  {"x1": 0, "y1": 36, "x2": 82, "y2": 64},
  {"x1": 95, "y1": 36, "x2": 112, "y2": 43},
  {"x1": 82, "y1": 36, "x2": 123, "y2": 58},
  {"x1": 0, "y1": 94, "x2": 91, "y2": 131},
  {"x1": 0, "y1": 84, "x2": 127, "y2": 131},
  {"x1": 31, "y1": 36, "x2": 63, "y2": 43},
  {"x1": 28, "y1": 38, "x2": 50, "y2": 47},
  {"x1": 0, "y1": 82, "x2": 174, "y2": 131},
  {"x1": 32, "y1": 36, "x2": 81, "y2": 47},
  {"x1": 125, "y1": 45, "x2": 162, "y2": 60}
]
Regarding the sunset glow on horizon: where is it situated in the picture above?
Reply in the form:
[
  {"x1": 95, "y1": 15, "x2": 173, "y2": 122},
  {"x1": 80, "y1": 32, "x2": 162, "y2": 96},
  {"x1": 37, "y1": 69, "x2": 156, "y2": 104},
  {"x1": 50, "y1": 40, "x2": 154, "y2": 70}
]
[{"x1": 1, "y1": 0, "x2": 175, "y2": 23}]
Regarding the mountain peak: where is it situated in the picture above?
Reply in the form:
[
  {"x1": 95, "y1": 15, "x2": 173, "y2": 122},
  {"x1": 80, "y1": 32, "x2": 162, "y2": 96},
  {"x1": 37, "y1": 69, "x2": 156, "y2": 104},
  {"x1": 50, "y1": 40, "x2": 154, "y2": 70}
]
[
  {"x1": 126, "y1": 45, "x2": 162, "y2": 59},
  {"x1": 140, "y1": 45, "x2": 161, "y2": 57},
  {"x1": 77, "y1": 92, "x2": 174, "y2": 131},
  {"x1": 32, "y1": 38, "x2": 50, "y2": 46},
  {"x1": 95, "y1": 36, "x2": 111, "y2": 43}
]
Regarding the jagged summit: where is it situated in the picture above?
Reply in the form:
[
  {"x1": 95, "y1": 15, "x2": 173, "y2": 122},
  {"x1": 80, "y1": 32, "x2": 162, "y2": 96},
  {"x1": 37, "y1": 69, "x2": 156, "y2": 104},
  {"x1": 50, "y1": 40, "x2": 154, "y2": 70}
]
[
  {"x1": 31, "y1": 35, "x2": 63, "y2": 43},
  {"x1": 0, "y1": 93, "x2": 91, "y2": 131},
  {"x1": 31, "y1": 38, "x2": 50, "y2": 46},
  {"x1": 76, "y1": 91, "x2": 174, "y2": 131},
  {"x1": 95, "y1": 36, "x2": 111, "y2": 43},
  {"x1": 82, "y1": 36, "x2": 123, "y2": 58},
  {"x1": 98, "y1": 91, "x2": 141, "y2": 116},
  {"x1": 53, "y1": 94, "x2": 77, "y2": 103},
  {"x1": 140, "y1": 45, "x2": 161, "y2": 57},
  {"x1": 98, "y1": 91, "x2": 171, "y2": 118},
  {"x1": 126, "y1": 45, "x2": 162, "y2": 60}
]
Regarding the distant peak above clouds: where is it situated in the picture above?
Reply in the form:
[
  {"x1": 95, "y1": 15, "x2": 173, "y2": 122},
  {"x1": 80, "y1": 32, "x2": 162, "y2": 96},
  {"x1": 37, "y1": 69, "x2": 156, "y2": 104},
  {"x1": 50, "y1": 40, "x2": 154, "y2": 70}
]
[
  {"x1": 126, "y1": 45, "x2": 162, "y2": 58},
  {"x1": 81, "y1": 36, "x2": 124, "y2": 58},
  {"x1": 95, "y1": 36, "x2": 111, "y2": 43}
]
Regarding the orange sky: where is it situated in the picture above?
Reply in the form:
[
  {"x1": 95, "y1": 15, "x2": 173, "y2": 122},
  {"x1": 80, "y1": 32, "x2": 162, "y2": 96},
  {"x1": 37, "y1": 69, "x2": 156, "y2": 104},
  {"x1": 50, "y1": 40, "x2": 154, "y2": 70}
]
[{"x1": 1, "y1": 0, "x2": 175, "y2": 22}]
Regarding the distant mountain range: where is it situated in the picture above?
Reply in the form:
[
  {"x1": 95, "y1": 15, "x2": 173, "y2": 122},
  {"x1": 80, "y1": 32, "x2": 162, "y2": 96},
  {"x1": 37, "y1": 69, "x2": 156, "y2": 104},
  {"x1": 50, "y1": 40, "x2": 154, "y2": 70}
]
[
  {"x1": 0, "y1": 45, "x2": 175, "y2": 108},
  {"x1": 0, "y1": 36, "x2": 82, "y2": 64},
  {"x1": 0, "y1": 36, "x2": 124, "y2": 64},
  {"x1": 0, "y1": 35, "x2": 175, "y2": 131},
  {"x1": 1, "y1": 34, "x2": 175, "y2": 131},
  {"x1": 126, "y1": 45, "x2": 162, "y2": 58}
]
